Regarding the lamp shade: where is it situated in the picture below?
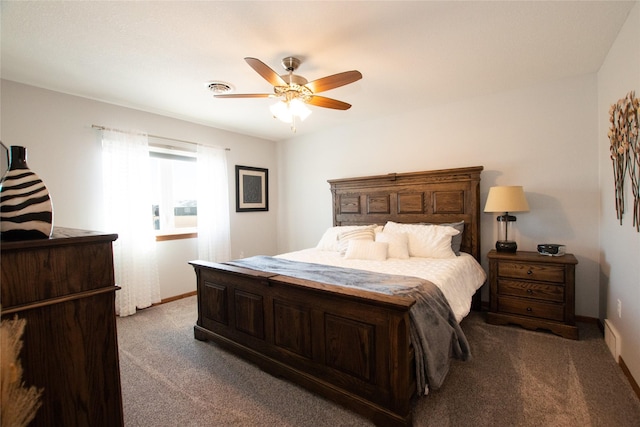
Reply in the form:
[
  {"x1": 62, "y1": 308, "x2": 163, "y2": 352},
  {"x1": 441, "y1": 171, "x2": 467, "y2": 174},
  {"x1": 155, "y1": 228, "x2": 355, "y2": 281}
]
[{"x1": 484, "y1": 186, "x2": 530, "y2": 213}]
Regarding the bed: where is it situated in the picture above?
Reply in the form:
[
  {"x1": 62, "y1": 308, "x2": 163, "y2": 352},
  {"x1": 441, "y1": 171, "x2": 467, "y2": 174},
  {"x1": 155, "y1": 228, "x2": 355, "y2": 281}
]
[{"x1": 190, "y1": 166, "x2": 484, "y2": 426}]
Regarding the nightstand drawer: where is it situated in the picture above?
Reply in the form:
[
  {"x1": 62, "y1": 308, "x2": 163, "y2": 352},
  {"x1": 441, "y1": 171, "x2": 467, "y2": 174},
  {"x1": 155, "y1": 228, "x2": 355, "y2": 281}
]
[
  {"x1": 497, "y1": 279, "x2": 564, "y2": 303},
  {"x1": 497, "y1": 296, "x2": 565, "y2": 322},
  {"x1": 497, "y1": 262, "x2": 565, "y2": 283}
]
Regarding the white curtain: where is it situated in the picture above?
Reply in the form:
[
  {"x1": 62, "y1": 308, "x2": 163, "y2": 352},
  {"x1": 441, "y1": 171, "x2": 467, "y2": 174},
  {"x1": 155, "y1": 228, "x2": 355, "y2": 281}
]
[
  {"x1": 102, "y1": 129, "x2": 161, "y2": 317},
  {"x1": 196, "y1": 145, "x2": 231, "y2": 262}
]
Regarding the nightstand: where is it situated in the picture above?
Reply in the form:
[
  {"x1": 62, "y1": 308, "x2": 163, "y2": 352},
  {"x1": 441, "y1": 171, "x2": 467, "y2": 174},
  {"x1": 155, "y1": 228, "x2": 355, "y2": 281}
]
[{"x1": 486, "y1": 249, "x2": 579, "y2": 339}]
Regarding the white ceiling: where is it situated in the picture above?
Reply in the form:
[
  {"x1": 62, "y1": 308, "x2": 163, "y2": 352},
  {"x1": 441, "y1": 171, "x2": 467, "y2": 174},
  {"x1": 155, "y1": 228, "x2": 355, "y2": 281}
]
[{"x1": 1, "y1": 1, "x2": 635, "y2": 142}]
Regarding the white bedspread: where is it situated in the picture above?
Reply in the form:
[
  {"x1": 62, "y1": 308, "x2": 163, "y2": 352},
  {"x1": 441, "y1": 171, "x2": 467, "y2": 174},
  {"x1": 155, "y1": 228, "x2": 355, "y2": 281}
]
[{"x1": 277, "y1": 249, "x2": 487, "y2": 323}]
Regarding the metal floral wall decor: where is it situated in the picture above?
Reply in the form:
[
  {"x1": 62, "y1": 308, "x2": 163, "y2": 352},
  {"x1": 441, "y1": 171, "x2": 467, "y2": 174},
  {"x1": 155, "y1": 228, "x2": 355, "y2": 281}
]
[{"x1": 608, "y1": 91, "x2": 640, "y2": 231}]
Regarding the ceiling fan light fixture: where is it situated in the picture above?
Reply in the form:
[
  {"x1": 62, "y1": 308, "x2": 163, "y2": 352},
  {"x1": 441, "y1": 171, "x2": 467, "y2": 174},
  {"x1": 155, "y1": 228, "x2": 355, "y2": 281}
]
[
  {"x1": 270, "y1": 101, "x2": 293, "y2": 123},
  {"x1": 289, "y1": 98, "x2": 312, "y2": 121},
  {"x1": 270, "y1": 98, "x2": 312, "y2": 124}
]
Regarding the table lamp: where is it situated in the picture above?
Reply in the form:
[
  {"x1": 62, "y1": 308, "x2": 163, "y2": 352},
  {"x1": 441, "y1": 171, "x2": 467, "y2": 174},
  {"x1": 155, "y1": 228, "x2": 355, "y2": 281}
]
[{"x1": 484, "y1": 186, "x2": 530, "y2": 253}]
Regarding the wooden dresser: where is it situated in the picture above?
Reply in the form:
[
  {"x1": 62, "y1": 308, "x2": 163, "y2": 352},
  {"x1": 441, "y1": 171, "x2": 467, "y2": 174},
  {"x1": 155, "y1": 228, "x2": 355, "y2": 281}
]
[
  {"x1": 1, "y1": 227, "x2": 124, "y2": 426},
  {"x1": 486, "y1": 249, "x2": 579, "y2": 340}
]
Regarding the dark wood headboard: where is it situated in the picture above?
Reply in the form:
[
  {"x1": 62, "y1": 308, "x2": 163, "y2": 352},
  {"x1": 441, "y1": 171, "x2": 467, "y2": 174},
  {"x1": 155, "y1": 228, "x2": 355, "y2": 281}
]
[{"x1": 328, "y1": 166, "x2": 483, "y2": 262}]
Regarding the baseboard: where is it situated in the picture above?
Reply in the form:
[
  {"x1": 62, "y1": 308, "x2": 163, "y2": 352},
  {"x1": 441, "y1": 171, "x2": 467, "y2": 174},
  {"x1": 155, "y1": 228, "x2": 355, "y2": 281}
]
[
  {"x1": 619, "y1": 356, "x2": 640, "y2": 402},
  {"x1": 154, "y1": 291, "x2": 197, "y2": 306},
  {"x1": 582, "y1": 316, "x2": 640, "y2": 402}
]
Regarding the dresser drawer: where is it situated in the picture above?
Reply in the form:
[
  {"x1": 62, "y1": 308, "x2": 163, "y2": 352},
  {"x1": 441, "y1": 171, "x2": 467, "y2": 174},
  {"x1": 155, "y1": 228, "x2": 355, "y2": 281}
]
[
  {"x1": 497, "y1": 262, "x2": 565, "y2": 283},
  {"x1": 497, "y1": 279, "x2": 564, "y2": 303},
  {"x1": 497, "y1": 296, "x2": 565, "y2": 322}
]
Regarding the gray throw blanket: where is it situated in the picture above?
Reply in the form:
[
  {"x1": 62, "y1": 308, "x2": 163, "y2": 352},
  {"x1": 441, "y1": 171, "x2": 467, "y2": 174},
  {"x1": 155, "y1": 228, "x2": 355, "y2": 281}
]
[{"x1": 226, "y1": 255, "x2": 470, "y2": 395}]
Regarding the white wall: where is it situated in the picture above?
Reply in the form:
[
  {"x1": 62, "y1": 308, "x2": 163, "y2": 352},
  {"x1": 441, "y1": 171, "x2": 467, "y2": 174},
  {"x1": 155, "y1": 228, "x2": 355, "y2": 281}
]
[
  {"x1": 0, "y1": 80, "x2": 279, "y2": 300},
  {"x1": 597, "y1": 2, "x2": 640, "y2": 387},
  {"x1": 277, "y1": 73, "x2": 601, "y2": 317}
]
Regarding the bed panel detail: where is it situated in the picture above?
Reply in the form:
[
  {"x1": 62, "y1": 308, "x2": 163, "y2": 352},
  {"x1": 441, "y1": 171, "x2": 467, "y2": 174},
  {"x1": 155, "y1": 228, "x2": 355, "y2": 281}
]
[
  {"x1": 367, "y1": 194, "x2": 390, "y2": 214},
  {"x1": 324, "y1": 313, "x2": 375, "y2": 381},
  {"x1": 273, "y1": 300, "x2": 312, "y2": 358},
  {"x1": 397, "y1": 193, "x2": 425, "y2": 214},
  {"x1": 234, "y1": 290, "x2": 265, "y2": 339},
  {"x1": 202, "y1": 281, "x2": 229, "y2": 326},
  {"x1": 432, "y1": 190, "x2": 465, "y2": 214},
  {"x1": 339, "y1": 194, "x2": 361, "y2": 214}
]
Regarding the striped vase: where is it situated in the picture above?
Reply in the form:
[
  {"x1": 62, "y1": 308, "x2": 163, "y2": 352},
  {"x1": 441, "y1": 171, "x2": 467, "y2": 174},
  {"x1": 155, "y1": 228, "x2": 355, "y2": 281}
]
[{"x1": 0, "y1": 146, "x2": 53, "y2": 240}]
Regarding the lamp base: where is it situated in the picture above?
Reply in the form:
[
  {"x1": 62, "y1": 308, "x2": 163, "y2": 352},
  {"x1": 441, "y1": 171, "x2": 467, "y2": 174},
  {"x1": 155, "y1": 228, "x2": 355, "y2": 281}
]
[{"x1": 496, "y1": 240, "x2": 517, "y2": 253}]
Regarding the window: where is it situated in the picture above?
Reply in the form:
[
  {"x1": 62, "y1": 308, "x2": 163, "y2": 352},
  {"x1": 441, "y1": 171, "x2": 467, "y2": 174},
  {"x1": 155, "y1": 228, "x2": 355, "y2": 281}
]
[{"x1": 149, "y1": 147, "x2": 197, "y2": 234}]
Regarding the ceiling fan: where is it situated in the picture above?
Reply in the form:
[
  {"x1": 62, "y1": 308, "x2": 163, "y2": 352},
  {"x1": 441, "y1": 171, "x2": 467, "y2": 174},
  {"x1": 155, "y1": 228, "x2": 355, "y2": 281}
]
[{"x1": 214, "y1": 56, "x2": 362, "y2": 130}]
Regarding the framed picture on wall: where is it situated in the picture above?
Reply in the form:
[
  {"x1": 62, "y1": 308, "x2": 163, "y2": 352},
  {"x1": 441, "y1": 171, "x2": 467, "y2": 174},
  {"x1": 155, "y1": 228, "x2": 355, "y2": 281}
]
[{"x1": 235, "y1": 165, "x2": 268, "y2": 212}]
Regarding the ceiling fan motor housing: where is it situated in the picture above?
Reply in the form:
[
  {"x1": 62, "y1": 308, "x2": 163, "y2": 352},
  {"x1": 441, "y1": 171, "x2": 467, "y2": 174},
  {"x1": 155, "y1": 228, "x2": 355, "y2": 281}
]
[
  {"x1": 278, "y1": 57, "x2": 308, "y2": 86},
  {"x1": 281, "y1": 56, "x2": 301, "y2": 72}
]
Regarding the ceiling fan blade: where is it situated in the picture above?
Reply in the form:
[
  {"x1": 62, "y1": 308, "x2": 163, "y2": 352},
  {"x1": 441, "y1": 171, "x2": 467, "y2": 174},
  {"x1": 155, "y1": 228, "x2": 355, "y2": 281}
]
[
  {"x1": 307, "y1": 96, "x2": 352, "y2": 110},
  {"x1": 244, "y1": 57, "x2": 287, "y2": 87},
  {"x1": 305, "y1": 70, "x2": 362, "y2": 94},
  {"x1": 213, "y1": 93, "x2": 273, "y2": 99}
]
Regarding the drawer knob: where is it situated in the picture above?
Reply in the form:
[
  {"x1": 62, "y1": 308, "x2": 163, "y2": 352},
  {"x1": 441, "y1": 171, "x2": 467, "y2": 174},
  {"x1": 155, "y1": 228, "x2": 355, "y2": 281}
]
[
  {"x1": 526, "y1": 289, "x2": 533, "y2": 294},
  {"x1": 527, "y1": 269, "x2": 533, "y2": 275},
  {"x1": 526, "y1": 307, "x2": 532, "y2": 312}
]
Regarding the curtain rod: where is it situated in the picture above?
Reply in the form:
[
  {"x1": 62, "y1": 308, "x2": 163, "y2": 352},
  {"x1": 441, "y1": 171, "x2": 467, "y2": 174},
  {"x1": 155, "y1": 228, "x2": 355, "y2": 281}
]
[{"x1": 91, "y1": 124, "x2": 230, "y2": 151}]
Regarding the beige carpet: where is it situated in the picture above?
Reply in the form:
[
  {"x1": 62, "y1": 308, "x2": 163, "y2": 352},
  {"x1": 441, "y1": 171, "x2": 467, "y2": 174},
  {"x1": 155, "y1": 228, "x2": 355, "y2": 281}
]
[{"x1": 117, "y1": 296, "x2": 640, "y2": 426}]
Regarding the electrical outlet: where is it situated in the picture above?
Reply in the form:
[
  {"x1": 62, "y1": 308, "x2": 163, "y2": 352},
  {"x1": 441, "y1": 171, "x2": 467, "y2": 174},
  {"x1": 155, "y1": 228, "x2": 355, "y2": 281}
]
[{"x1": 617, "y1": 299, "x2": 622, "y2": 318}]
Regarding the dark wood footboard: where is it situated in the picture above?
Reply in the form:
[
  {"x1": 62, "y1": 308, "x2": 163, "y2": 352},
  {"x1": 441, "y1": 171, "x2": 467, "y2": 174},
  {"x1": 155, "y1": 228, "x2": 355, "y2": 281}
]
[{"x1": 190, "y1": 260, "x2": 417, "y2": 426}]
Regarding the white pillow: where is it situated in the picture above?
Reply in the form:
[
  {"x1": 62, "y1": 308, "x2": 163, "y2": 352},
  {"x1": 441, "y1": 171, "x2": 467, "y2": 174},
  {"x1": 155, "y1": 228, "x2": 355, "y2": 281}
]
[
  {"x1": 375, "y1": 231, "x2": 410, "y2": 259},
  {"x1": 344, "y1": 240, "x2": 388, "y2": 261},
  {"x1": 316, "y1": 225, "x2": 373, "y2": 251},
  {"x1": 338, "y1": 226, "x2": 376, "y2": 253},
  {"x1": 383, "y1": 221, "x2": 459, "y2": 258}
]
